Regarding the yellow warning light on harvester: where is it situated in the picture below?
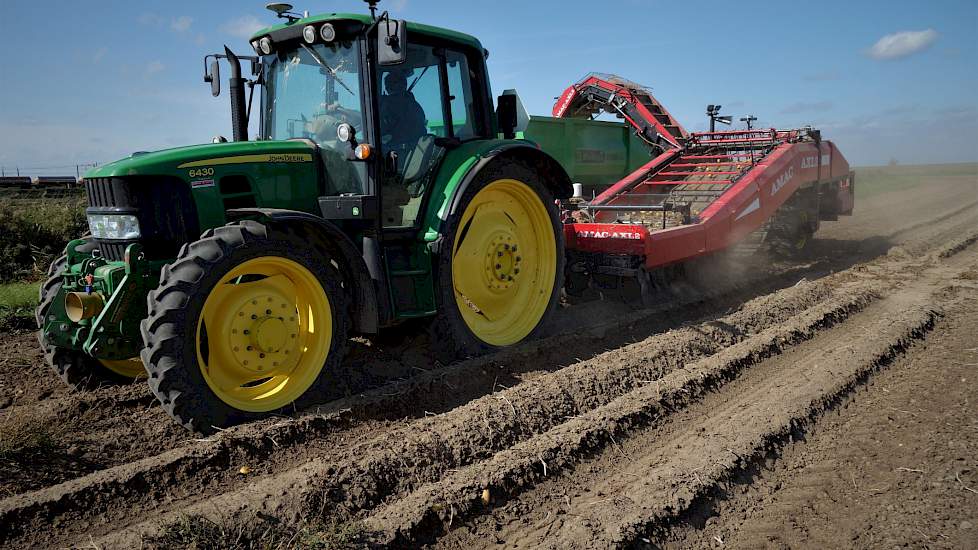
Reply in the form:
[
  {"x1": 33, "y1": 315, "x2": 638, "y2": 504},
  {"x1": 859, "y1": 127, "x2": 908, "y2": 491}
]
[{"x1": 354, "y1": 144, "x2": 372, "y2": 160}]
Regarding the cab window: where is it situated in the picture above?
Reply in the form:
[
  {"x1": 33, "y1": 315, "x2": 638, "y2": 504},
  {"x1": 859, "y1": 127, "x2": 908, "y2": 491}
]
[{"x1": 378, "y1": 44, "x2": 478, "y2": 228}]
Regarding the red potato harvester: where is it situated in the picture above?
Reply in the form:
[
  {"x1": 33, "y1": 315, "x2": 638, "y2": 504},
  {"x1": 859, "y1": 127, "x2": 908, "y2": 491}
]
[{"x1": 553, "y1": 74, "x2": 854, "y2": 300}]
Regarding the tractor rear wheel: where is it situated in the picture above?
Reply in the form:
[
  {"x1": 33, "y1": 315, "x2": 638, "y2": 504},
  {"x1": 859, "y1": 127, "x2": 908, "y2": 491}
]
[
  {"x1": 431, "y1": 159, "x2": 564, "y2": 361},
  {"x1": 140, "y1": 221, "x2": 348, "y2": 432},
  {"x1": 36, "y1": 240, "x2": 146, "y2": 388}
]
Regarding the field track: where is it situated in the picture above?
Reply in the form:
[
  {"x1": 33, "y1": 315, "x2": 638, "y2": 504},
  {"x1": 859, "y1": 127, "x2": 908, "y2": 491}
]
[{"x1": 0, "y1": 173, "x2": 976, "y2": 548}]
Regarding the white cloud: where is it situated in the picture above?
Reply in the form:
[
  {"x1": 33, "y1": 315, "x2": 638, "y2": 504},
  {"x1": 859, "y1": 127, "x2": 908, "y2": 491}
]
[
  {"x1": 170, "y1": 15, "x2": 193, "y2": 33},
  {"x1": 221, "y1": 15, "x2": 266, "y2": 39},
  {"x1": 867, "y1": 29, "x2": 939, "y2": 60},
  {"x1": 145, "y1": 61, "x2": 165, "y2": 76}
]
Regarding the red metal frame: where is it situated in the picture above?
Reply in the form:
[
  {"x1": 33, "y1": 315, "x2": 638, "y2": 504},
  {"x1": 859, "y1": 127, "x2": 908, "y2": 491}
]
[{"x1": 552, "y1": 73, "x2": 687, "y2": 148}]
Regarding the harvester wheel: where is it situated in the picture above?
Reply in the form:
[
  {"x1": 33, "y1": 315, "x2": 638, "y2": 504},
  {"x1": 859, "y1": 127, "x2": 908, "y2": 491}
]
[
  {"x1": 36, "y1": 240, "x2": 146, "y2": 388},
  {"x1": 767, "y1": 208, "x2": 815, "y2": 257},
  {"x1": 765, "y1": 189, "x2": 819, "y2": 258},
  {"x1": 430, "y1": 159, "x2": 564, "y2": 361},
  {"x1": 140, "y1": 221, "x2": 348, "y2": 432}
]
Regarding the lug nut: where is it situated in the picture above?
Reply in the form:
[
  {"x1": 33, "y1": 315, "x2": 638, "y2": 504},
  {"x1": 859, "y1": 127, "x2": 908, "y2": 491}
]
[
  {"x1": 514, "y1": 268, "x2": 520, "y2": 274},
  {"x1": 516, "y1": 256, "x2": 522, "y2": 262},
  {"x1": 495, "y1": 263, "x2": 502, "y2": 269}
]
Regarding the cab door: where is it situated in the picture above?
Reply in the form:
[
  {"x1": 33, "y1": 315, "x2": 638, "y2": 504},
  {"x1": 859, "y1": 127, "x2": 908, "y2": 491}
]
[{"x1": 376, "y1": 41, "x2": 486, "y2": 318}]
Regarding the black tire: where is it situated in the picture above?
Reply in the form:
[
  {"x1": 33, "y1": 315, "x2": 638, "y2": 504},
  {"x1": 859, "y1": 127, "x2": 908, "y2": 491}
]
[
  {"x1": 429, "y1": 159, "x2": 565, "y2": 362},
  {"x1": 766, "y1": 206, "x2": 815, "y2": 258},
  {"x1": 36, "y1": 239, "x2": 136, "y2": 389},
  {"x1": 140, "y1": 221, "x2": 350, "y2": 432}
]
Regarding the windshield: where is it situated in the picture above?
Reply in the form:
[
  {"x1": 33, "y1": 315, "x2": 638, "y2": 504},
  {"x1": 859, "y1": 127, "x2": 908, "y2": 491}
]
[{"x1": 262, "y1": 40, "x2": 366, "y2": 194}]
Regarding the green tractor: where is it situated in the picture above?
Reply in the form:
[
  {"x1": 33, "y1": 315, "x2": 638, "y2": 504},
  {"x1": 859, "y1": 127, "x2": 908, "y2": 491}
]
[{"x1": 36, "y1": 3, "x2": 572, "y2": 431}]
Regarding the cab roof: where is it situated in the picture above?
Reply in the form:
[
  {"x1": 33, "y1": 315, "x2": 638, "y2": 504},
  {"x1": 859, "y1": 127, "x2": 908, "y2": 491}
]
[{"x1": 250, "y1": 12, "x2": 484, "y2": 52}]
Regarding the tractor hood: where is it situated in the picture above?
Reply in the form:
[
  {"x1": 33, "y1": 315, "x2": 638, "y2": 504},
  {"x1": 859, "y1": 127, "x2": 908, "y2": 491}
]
[{"x1": 84, "y1": 140, "x2": 317, "y2": 179}]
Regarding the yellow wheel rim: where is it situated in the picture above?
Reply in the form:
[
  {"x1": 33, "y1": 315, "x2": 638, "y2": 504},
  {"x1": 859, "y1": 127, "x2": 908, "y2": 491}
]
[
  {"x1": 99, "y1": 358, "x2": 146, "y2": 379},
  {"x1": 195, "y1": 256, "x2": 332, "y2": 412},
  {"x1": 451, "y1": 179, "x2": 557, "y2": 346}
]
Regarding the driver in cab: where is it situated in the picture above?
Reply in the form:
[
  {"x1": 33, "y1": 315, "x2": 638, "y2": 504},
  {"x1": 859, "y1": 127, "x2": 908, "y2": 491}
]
[{"x1": 380, "y1": 67, "x2": 427, "y2": 152}]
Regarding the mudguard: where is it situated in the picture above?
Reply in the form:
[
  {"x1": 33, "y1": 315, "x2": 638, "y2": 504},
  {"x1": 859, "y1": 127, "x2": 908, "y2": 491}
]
[{"x1": 443, "y1": 143, "x2": 573, "y2": 223}]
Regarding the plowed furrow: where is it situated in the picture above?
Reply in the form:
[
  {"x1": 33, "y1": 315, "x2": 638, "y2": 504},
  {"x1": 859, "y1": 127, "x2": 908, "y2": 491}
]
[
  {"x1": 0, "y1": 271, "x2": 841, "y2": 548},
  {"x1": 86, "y1": 278, "x2": 868, "y2": 548},
  {"x1": 430, "y1": 252, "x2": 971, "y2": 549},
  {"x1": 557, "y1": 305, "x2": 939, "y2": 548},
  {"x1": 362, "y1": 288, "x2": 879, "y2": 545}
]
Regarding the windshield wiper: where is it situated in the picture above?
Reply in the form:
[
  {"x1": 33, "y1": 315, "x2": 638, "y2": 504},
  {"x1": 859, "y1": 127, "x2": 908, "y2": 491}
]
[{"x1": 299, "y1": 43, "x2": 355, "y2": 96}]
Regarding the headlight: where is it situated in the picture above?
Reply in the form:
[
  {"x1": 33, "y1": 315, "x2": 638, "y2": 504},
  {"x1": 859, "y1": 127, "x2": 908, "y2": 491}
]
[
  {"x1": 87, "y1": 214, "x2": 141, "y2": 240},
  {"x1": 336, "y1": 122, "x2": 353, "y2": 142},
  {"x1": 250, "y1": 40, "x2": 261, "y2": 54},
  {"x1": 302, "y1": 25, "x2": 317, "y2": 43},
  {"x1": 259, "y1": 36, "x2": 273, "y2": 55},
  {"x1": 319, "y1": 23, "x2": 336, "y2": 42}
]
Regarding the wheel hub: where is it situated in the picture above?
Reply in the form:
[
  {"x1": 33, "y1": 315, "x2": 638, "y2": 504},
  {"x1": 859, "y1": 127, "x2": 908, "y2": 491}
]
[
  {"x1": 229, "y1": 295, "x2": 298, "y2": 373},
  {"x1": 484, "y1": 235, "x2": 522, "y2": 290}
]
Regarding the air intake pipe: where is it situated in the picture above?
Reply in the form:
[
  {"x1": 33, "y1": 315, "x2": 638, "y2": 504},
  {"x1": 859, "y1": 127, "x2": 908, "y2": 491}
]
[{"x1": 225, "y1": 46, "x2": 248, "y2": 142}]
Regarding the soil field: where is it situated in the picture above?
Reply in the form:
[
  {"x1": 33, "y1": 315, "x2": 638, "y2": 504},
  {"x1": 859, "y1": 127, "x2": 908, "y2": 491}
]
[{"x1": 0, "y1": 168, "x2": 976, "y2": 548}]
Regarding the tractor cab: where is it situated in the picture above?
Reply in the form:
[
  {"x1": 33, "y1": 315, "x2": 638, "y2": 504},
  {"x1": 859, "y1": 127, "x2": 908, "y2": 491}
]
[{"x1": 223, "y1": 7, "x2": 496, "y2": 229}]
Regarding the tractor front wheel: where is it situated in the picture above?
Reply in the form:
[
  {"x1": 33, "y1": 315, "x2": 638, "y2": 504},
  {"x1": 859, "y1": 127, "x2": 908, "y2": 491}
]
[
  {"x1": 140, "y1": 221, "x2": 348, "y2": 432},
  {"x1": 431, "y1": 159, "x2": 564, "y2": 361}
]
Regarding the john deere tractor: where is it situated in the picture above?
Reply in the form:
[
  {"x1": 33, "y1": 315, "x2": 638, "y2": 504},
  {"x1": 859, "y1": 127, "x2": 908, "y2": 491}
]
[{"x1": 36, "y1": 3, "x2": 570, "y2": 431}]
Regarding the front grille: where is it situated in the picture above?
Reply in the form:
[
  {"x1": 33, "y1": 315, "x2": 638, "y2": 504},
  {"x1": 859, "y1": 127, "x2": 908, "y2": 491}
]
[
  {"x1": 83, "y1": 176, "x2": 199, "y2": 262},
  {"x1": 85, "y1": 178, "x2": 121, "y2": 207},
  {"x1": 97, "y1": 242, "x2": 129, "y2": 262}
]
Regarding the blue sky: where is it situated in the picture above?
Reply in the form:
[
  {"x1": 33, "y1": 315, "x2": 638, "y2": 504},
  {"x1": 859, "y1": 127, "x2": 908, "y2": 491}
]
[{"x1": 1, "y1": 0, "x2": 975, "y2": 173}]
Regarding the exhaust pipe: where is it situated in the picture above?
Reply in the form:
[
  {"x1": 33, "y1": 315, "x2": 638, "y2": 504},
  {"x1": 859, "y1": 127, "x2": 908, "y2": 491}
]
[
  {"x1": 224, "y1": 46, "x2": 248, "y2": 142},
  {"x1": 65, "y1": 292, "x2": 105, "y2": 323}
]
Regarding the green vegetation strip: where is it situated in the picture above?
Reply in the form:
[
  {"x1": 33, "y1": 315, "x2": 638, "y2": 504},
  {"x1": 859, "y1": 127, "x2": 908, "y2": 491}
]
[
  {"x1": 0, "y1": 282, "x2": 40, "y2": 330},
  {"x1": 0, "y1": 195, "x2": 87, "y2": 282}
]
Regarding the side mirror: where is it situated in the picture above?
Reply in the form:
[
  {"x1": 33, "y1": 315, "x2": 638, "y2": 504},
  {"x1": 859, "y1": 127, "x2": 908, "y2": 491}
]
[
  {"x1": 497, "y1": 94, "x2": 517, "y2": 139},
  {"x1": 206, "y1": 59, "x2": 221, "y2": 97},
  {"x1": 377, "y1": 18, "x2": 407, "y2": 65}
]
